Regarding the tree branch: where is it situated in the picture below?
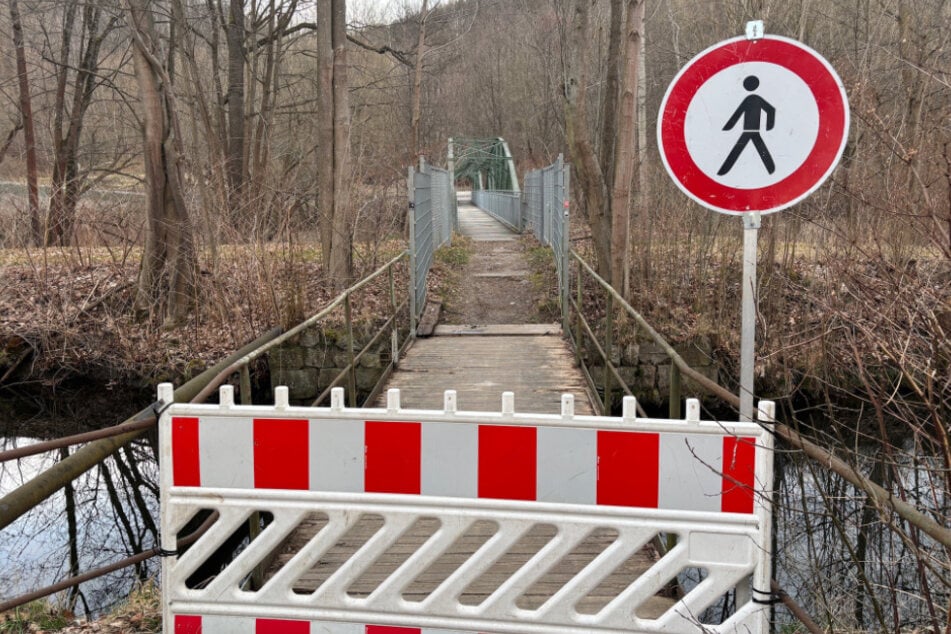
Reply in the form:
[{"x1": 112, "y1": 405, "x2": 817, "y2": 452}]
[
  {"x1": 254, "y1": 20, "x2": 317, "y2": 50},
  {"x1": 346, "y1": 32, "x2": 412, "y2": 66},
  {"x1": 0, "y1": 122, "x2": 24, "y2": 165}
]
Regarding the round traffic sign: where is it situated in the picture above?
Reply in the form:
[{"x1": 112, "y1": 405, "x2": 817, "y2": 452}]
[{"x1": 657, "y1": 35, "x2": 849, "y2": 215}]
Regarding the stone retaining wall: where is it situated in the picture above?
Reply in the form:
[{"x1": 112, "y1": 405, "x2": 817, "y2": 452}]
[
  {"x1": 268, "y1": 325, "x2": 397, "y2": 405},
  {"x1": 585, "y1": 336, "x2": 720, "y2": 408}
]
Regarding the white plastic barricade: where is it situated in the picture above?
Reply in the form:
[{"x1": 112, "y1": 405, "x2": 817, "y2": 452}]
[{"x1": 159, "y1": 384, "x2": 776, "y2": 634}]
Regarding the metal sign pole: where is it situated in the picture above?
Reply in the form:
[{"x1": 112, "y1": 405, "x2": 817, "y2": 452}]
[{"x1": 739, "y1": 212, "x2": 761, "y2": 422}]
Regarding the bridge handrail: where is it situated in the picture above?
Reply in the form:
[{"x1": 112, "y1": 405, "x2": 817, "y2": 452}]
[
  {"x1": 193, "y1": 250, "x2": 410, "y2": 409},
  {"x1": 524, "y1": 155, "x2": 570, "y2": 330},
  {"x1": 409, "y1": 160, "x2": 454, "y2": 326},
  {"x1": 471, "y1": 189, "x2": 522, "y2": 232}
]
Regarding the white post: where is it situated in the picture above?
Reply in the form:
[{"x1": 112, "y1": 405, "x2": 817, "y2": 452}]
[
  {"x1": 739, "y1": 24, "x2": 766, "y2": 612},
  {"x1": 740, "y1": 212, "x2": 761, "y2": 423}
]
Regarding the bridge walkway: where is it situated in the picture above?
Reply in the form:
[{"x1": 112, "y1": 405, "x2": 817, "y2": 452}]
[
  {"x1": 263, "y1": 200, "x2": 674, "y2": 617},
  {"x1": 376, "y1": 193, "x2": 594, "y2": 414}
]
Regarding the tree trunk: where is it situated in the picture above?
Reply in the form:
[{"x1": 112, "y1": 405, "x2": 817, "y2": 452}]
[
  {"x1": 317, "y1": 0, "x2": 352, "y2": 289},
  {"x1": 598, "y1": 0, "x2": 623, "y2": 184},
  {"x1": 8, "y1": 0, "x2": 40, "y2": 247},
  {"x1": 329, "y1": 0, "x2": 352, "y2": 287},
  {"x1": 317, "y1": 0, "x2": 335, "y2": 271},
  {"x1": 565, "y1": 0, "x2": 611, "y2": 279},
  {"x1": 411, "y1": 0, "x2": 429, "y2": 160},
  {"x1": 227, "y1": 0, "x2": 246, "y2": 214},
  {"x1": 46, "y1": 1, "x2": 77, "y2": 246},
  {"x1": 608, "y1": 0, "x2": 644, "y2": 298},
  {"x1": 128, "y1": 0, "x2": 197, "y2": 326}
]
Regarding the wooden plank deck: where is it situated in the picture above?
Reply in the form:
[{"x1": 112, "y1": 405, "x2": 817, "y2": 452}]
[
  {"x1": 376, "y1": 328, "x2": 594, "y2": 414},
  {"x1": 457, "y1": 195, "x2": 516, "y2": 241}
]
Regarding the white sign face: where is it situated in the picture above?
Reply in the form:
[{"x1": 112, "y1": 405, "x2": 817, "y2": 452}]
[
  {"x1": 658, "y1": 35, "x2": 849, "y2": 215},
  {"x1": 684, "y1": 62, "x2": 819, "y2": 190}
]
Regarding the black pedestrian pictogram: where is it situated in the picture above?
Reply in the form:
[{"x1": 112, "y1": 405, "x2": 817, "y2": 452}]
[{"x1": 717, "y1": 76, "x2": 776, "y2": 176}]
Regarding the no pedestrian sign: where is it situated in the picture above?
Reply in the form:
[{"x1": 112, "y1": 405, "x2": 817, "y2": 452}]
[{"x1": 658, "y1": 34, "x2": 849, "y2": 215}]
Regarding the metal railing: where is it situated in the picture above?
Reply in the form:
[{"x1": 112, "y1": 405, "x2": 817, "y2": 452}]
[
  {"x1": 524, "y1": 155, "x2": 571, "y2": 330},
  {"x1": 567, "y1": 251, "x2": 684, "y2": 419},
  {"x1": 408, "y1": 158, "x2": 454, "y2": 327},
  {"x1": 471, "y1": 189, "x2": 522, "y2": 231}
]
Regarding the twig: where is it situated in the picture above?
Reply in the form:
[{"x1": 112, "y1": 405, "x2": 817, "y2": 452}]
[{"x1": 772, "y1": 579, "x2": 824, "y2": 634}]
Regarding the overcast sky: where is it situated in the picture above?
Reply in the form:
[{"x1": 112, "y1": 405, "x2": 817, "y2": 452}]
[{"x1": 347, "y1": 0, "x2": 426, "y2": 25}]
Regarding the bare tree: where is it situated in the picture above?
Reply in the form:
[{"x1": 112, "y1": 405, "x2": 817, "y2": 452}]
[
  {"x1": 608, "y1": 0, "x2": 643, "y2": 298},
  {"x1": 45, "y1": 0, "x2": 121, "y2": 247},
  {"x1": 564, "y1": 0, "x2": 643, "y2": 291},
  {"x1": 226, "y1": 0, "x2": 246, "y2": 211},
  {"x1": 317, "y1": 0, "x2": 353, "y2": 288},
  {"x1": 411, "y1": 0, "x2": 430, "y2": 160},
  {"x1": 127, "y1": 0, "x2": 197, "y2": 325},
  {"x1": 7, "y1": 0, "x2": 40, "y2": 246}
]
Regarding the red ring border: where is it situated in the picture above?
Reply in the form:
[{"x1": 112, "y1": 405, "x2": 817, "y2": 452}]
[{"x1": 658, "y1": 36, "x2": 848, "y2": 214}]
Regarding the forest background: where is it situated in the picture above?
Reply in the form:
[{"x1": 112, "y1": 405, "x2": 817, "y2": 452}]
[{"x1": 0, "y1": 0, "x2": 948, "y2": 632}]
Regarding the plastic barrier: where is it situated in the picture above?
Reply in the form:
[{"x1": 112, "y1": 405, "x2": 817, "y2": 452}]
[{"x1": 159, "y1": 384, "x2": 775, "y2": 633}]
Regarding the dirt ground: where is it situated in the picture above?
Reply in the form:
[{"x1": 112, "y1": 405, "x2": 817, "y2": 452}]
[{"x1": 439, "y1": 238, "x2": 555, "y2": 325}]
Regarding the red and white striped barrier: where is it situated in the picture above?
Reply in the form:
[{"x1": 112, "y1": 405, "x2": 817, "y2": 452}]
[
  {"x1": 159, "y1": 385, "x2": 775, "y2": 634},
  {"x1": 174, "y1": 616, "x2": 472, "y2": 633},
  {"x1": 169, "y1": 390, "x2": 757, "y2": 514}
]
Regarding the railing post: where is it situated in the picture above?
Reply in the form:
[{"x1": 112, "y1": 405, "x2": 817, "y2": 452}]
[
  {"x1": 448, "y1": 137, "x2": 457, "y2": 233},
  {"x1": 603, "y1": 294, "x2": 614, "y2": 416},
  {"x1": 389, "y1": 263, "x2": 399, "y2": 368},
  {"x1": 574, "y1": 259, "x2": 583, "y2": 367},
  {"x1": 345, "y1": 292, "x2": 357, "y2": 408},
  {"x1": 407, "y1": 166, "x2": 418, "y2": 337},
  {"x1": 242, "y1": 363, "x2": 265, "y2": 589},
  {"x1": 668, "y1": 364, "x2": 682, "y2": 420},
  {"x1": 239, "y1": 365, "x2": 252, "y2": 406},
  {"x1": 560, "y1": 157, "x2": 571, "y2": 332}
]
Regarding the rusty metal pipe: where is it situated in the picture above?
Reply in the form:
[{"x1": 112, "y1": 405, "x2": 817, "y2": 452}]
[
  {"x1": 0, "y1": 511, "x2": 219, "y2": 613},
  {"x1": 0, "y1": 328, "x2": 281, "y2": 532},
  {"x1": 0, "y1": 418, "x2": 157, "y2": 464}
]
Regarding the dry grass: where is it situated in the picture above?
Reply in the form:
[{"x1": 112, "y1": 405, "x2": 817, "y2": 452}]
[
  {"x1": 0, "y1": 240, "x2": 410, "y2": 386},
  {"x1": 0, "y1": 582, "x2": 162, "y2": 633}
]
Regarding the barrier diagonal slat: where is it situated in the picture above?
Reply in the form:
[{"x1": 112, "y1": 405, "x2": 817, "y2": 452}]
[
  {"x1": 309, "y1": 513, "x2": 418, "y2": 604},
  {"x1": 596, "y1": 542, "x2": 691, "y2": 626},
  {"x1": 261, "y1": 507, "x2": 367, "y2": 601},
  {"x1": 197, "y1": 508, "x2": 306, "y2": 599},
  {"x1": 534, "y1": 529, "x2": 656, "y2": 622},
  {"x1": 168, "y1": 506, "x2": 249, "y2": 589},
  {"x1": 476, "y1": 522, "x2": 591, "y2": 615},
  {"x1": 421, "y1": 517, "x2": 532, "y2": 611},
  {"x1": 364, "y1": 515, "x2": 474, "y2": 609}
]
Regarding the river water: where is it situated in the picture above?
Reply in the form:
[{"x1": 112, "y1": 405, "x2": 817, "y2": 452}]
[{"x1": 0, "y1": 434, "x2": 159, "y2": 616}]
